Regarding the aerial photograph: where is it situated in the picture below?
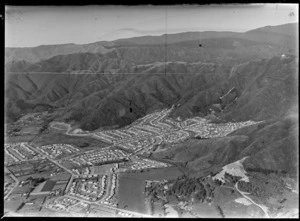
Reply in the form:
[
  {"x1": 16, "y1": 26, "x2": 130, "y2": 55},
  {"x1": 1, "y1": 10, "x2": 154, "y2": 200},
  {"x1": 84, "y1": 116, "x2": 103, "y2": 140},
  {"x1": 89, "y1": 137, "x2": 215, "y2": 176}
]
[{"x1": 3, "y1": 4, "x2": 299, "y2": 218}]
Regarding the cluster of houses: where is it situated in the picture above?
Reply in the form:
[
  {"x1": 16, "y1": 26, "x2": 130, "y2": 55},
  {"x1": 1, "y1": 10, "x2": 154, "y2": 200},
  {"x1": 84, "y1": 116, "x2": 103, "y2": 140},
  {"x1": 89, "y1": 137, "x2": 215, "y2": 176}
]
[
  {"x1": 69, "y1": 175, "x2": 107, "y2": 202},
  {"x1": 89, "y1": 107, "x2": 260, "y2": 157},
  {"x1": 5, "y1": 143, "x2": 41, "y2": 165},
  {"x1": 116, "y1": 137, "x2": 157, "y2": 153},
  {"x1": 5, "y1": 111, "x2": 53, "y2": 136},
  {"x1": 67, "y1": 174, "x2": 118, "y2": 206},
  {"x1": 183, "y1": 119, "x2": 262, "y2": 138},
  {"x1": 118, "y1": 157, "x2": 170, "y2": 172},
  {"x1": 37, "y1": 144, "x2": 81, "y2": 160},
  {"x1": 45, "y1": 196, "x2": 79, "y2": 212},
  {"x1": 18, "y1": 111, "x2": 49, "y2": 122},
  {"x1": 117, "y1": 211, "x2": 134, "y2": 217},
  {"x1": 92, "y1": 108, "x2": 178, "y2": 146},
  {"x1": 72, "y1": 166, "x2": 94, "y2": 176},
  {"x1": 4, "y1": 107, "x2": 265, "y2": 217},
  {"x1": 72, "y1": 164, "x2": 119, "y2": 176},
  {"x1": 99, "y1": 174, "x2": 118, "y2": 206},
  {"x1": 162, "y1": 130, "x2": 190, "y2": 143},
  {"x1": 10, "y1": 112, "x2": 46, "y2": 129},
  {"x1": 5, "y1": 149, "x2": 19, "y2": 166},
  {"x1": 4, "y1": 175, "x2": 16, "y2": 199},
  {"x1": 66, "y1": 148, "x2": 129, "y2": 167}
]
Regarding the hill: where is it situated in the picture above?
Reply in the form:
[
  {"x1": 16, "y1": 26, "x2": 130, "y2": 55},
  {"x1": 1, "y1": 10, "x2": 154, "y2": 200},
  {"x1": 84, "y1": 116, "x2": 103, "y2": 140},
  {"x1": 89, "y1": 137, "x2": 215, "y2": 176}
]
[
  {"x1": 152, "y1": 115, "x2": 298, "y2": 178},
  {"x1": 4, "y1": 22, "x2": 299, "y2": 213},
  {"x1": 5, "y1": 54, "x2": 297, "y2": 131}
]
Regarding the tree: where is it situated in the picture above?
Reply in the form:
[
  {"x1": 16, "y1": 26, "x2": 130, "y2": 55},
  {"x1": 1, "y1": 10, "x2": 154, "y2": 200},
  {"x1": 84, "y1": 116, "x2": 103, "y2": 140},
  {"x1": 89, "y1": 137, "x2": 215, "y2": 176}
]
[
  {"x1": 16, "y1": 202, "x2": 25, "y2": 212},
  {"x1": 217, "y1": 205, "x2": 225, "y2": 218}
]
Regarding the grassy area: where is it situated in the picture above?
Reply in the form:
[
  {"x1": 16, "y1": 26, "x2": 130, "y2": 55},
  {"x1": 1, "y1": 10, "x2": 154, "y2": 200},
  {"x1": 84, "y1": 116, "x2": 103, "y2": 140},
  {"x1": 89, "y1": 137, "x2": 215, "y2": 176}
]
[
  {"x1": 5, "y1": 135, "x2": 37, "y2": 143},
  {"x1": 50, "y1": 122, "x2": 69, "y2": 130},
  {"x1": 213, "y1": 186, "x2": 240, "y2": 205},
  {"x1": 220, "y1": 200, "x2": 264, "y2": 218},
  {"x1": 89, "y1": 204, "x2": 116, "y2": 217},
  {"x1": 32, "y1": 130, "x2": 110, "y2": 148},
  {"x1": 191, "y1": 203, "x2": 222, "y2": 218},
  {"x1": 18, "y1": 126, "x2": 41, "y2": 135},
  {"x1": 118, "y1": 173, "x2": 147, "y2": 214},
  {"x1": 5, "y1": 125, "x2": 110, "y2": 149},
  {"x1": 4, "y1": 198, "x2": 23, "y2": 213}
]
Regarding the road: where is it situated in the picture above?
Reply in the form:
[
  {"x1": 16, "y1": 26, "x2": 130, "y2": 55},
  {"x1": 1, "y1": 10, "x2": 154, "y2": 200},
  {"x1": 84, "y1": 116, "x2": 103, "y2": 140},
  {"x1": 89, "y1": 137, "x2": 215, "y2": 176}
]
[
  {"x1": 28, "y1": 137, "x2": 151, "y2": 217},
  {"x1": 4, "y1": 169, "x2": 20, "y2": 200},
  {"x1": 64, "y1": 175, "x2": 75, "y2": 194},
  {"x1": 235, "y1": 181, "x2": 270, "y2": 218},
  {"x1": 50, "y1": 122, "x2": 90, "y2": 137},
  {"x1": 51, "y1": 121, "x2": 188, "y2": 149},
  {"x1": 26, "y1": 144, "x2": 76, "y2": 176},
  {"x1": 66, "y1": 194, "x2": 151, "y2": 217}
]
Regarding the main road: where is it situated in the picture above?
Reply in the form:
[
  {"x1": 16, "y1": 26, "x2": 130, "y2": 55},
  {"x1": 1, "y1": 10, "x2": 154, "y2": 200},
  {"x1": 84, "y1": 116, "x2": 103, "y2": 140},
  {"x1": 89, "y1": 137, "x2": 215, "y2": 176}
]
[
  {"x1": 27, "y1": 143, "x2": 76, "y2": 176},
  {"x1": 27, "y1": 141, "x2": 152, "y2": 217},
  {"x1": 65, "y1": 194, "x2": 152, "y2": 217},
  {"x1": 4, "y1": 167, "x2": 20, "y2": 200},
  {"x1": 235, "y1": 181, "x2": 270, "y2": 218}
]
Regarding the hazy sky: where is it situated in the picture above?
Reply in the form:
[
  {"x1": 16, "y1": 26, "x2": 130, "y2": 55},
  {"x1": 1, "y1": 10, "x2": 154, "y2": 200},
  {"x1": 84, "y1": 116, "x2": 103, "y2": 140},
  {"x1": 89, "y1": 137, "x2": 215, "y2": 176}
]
[{"x1": 5, "y1": 4, "x2": 298, "y2": 47}]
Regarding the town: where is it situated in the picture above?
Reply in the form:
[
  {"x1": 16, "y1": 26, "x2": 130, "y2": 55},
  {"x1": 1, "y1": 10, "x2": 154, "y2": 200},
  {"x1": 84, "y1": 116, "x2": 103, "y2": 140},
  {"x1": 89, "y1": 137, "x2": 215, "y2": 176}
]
[
  {"x1": 68, "y1": 174, "x2": 118, "y2": 206},
  {"x1": 37, "y1": 144, "x2": 82, "y2": 160},
  {"x1": 84, "y1": 107, "x2": 261, "y2": 153},
  {"x1": 60, "y1": 148, "x2": 130, "y2": 169},
  {"x1": 5, "y1": 142, "x2": 44, "y2": 165},
  {"x1": 4, "y1": 107, "x2": 262, "y2": 217}
]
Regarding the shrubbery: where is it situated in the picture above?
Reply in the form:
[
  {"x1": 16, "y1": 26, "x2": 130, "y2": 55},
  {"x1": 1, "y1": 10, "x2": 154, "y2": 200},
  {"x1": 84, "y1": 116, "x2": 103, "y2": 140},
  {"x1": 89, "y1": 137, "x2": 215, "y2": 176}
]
[{"x1": 145, "y1": 176, "x2": 215, "y2": 204}]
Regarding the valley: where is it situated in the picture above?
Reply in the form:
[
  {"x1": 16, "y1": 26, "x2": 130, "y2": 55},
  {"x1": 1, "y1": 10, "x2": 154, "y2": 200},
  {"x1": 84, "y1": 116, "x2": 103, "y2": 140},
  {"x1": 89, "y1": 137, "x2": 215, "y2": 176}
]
[
  {"x1": 4, "y1": 102, "x2": 298, "y2": 218},
  {"x1": 4, "y1": 13, "x2": 299, "y2": 218}
]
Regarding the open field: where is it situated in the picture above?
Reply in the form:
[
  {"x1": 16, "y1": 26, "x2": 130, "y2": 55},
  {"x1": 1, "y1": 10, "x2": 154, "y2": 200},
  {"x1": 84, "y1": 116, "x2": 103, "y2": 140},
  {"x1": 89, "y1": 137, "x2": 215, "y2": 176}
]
[
  {"x1": 33, "y1": 131, "x2": 110, "y2": 148},
  {"x1": 6, "y1": 158, "x2": 64, "y2": 181},
  {"x1": 89, "y1": 204, "x2": 116, "y2": 217},
  {"x1": 5, "y1": 135, "x2": 37, "y2": 144},
  {"x1": 5, "y1": 128, "x2": 110, "y2": 150},
  {"x1": 221, "y1": 200, "x2": 264, "y2": 218},
  {"x1": 18, "y1": 127, "x2": 41, "y2": 135},
  {"x1": 4, "y1": 197, "x2": 24, "y2": 212},
  {"x1": 191, "y1": 203, "x2": 222, "y2": 218},
  {"x1": 118, "y1": 167, "x2": 183, "y2": 214},
  {"x1": 50, "y1": 122, "x2": 69, "y2": 131}
]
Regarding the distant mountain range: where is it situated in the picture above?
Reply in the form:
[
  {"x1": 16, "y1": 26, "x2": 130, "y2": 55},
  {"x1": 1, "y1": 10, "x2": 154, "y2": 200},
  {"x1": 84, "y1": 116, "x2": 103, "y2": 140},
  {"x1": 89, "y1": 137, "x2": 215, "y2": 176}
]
[{"x1": 5, "y1": 23, "x2": 298, "y2": 64}]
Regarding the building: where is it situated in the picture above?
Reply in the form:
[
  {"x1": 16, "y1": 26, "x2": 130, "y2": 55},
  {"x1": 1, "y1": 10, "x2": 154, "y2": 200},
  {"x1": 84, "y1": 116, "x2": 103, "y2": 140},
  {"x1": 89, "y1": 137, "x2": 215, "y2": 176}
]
[{"x1": 30, "y1": 180, "x2": 57, "y2": 196}]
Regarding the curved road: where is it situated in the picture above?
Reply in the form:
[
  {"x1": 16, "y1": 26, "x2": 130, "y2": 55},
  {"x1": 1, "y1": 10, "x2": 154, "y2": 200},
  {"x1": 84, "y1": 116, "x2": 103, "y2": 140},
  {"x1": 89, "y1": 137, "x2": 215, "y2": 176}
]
[{"x1": 235, "y1": 181, "x2": 270, "y2": 218}]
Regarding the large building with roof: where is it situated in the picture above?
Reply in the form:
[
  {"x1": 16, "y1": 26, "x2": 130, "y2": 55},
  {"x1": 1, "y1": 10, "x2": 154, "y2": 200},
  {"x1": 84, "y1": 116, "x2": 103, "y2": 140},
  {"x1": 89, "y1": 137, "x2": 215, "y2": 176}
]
[
  {"x1": 30, "y1": 178, "x2": 69, "y2": 196},
  {"x1": 30, "y1": 180, "x2": 57, "y2": 196}
]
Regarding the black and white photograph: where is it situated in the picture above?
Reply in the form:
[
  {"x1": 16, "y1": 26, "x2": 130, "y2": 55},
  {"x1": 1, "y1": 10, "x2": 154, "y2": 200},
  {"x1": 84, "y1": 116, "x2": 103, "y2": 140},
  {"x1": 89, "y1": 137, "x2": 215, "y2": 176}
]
[{"x1": 4, "y1": 4, "x2": 299, "y2": 218}]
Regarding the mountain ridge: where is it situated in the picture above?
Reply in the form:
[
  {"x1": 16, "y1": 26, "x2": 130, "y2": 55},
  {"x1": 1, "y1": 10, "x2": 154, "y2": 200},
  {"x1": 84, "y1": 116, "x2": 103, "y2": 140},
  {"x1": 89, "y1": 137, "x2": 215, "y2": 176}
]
[
  {"x1": 5, "y1": 23, "x2": 298, "y2": 63},
  {"x1": 6, "y1": 22, "x2": 297, "y2": 49}
]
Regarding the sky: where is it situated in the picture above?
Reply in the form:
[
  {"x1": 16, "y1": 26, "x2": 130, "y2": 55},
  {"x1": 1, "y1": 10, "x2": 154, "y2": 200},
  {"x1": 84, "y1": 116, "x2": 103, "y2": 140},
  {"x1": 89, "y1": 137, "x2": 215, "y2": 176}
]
[{"x1": 5, "y1": 4, "x2": 299, "y2": 47}]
